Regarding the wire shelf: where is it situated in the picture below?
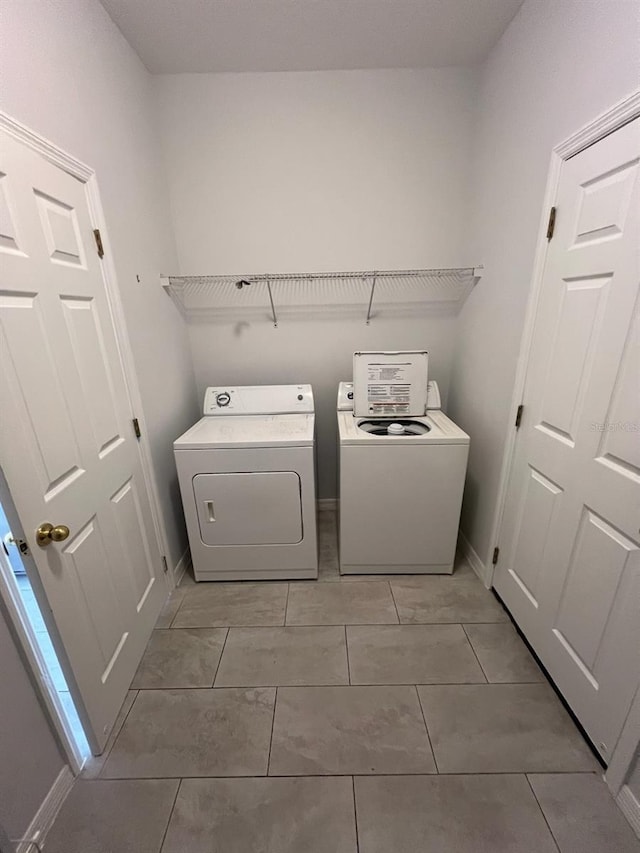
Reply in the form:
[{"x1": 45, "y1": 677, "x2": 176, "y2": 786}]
[{"x1": 162, "y1": 266, "x2": 482, "y2": 325}]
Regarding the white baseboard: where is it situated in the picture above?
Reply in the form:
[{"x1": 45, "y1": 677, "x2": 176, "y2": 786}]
[
  {"x1": 172, "y1": 548, "x2": 192, "y2": 587},
  {"x1": 16, "y1": 765, "x2": 74, "y2": 852},
  {"x1": 458, "y1": 530, "x2": 492, "y2": 588},
  {"x1": 317, "y1": 499, "x2": 337, "y2": 512},
  {"x1": 617, "y1": 784, "x2": 640, "y2": 839}
]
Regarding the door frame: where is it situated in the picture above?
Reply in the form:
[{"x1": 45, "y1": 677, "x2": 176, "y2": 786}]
[
  {"x1": 0, "y1": 111, "x2": 171, "y2": 762},
  {"x1": 488, "y1": 88, "x2": 640, "y2": 793}
]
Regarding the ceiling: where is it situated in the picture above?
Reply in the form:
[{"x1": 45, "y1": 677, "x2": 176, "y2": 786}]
[{"x1": 99, "y1": 0, "x2": 524, "y2": 74}]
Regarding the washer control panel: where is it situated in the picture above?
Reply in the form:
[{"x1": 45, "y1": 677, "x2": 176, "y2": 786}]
[{"x1": 204, "y1": 384, "x2": 314, "y2": 415}]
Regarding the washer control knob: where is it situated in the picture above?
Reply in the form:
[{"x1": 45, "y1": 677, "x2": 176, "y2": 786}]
[
  {"x1": 297, "y1": 394, "x2": 304, "y2": 401},
  {"x1": 216, "y1": 392, "x2": 231, "y2": 407},
  {"x1": 347, "y1": 391, "x2": 353, "y2": 400}
]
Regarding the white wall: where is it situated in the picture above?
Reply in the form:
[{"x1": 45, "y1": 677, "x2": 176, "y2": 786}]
[
  {"x1": 155, "y1": 69, "x2": 477, "y2": 495},
  {"x1": 0, "y1": 0, "x2": 200, "y2": 571},
  {"x1": 448, "y1": 0, "x2": 640, "y2": 566}
]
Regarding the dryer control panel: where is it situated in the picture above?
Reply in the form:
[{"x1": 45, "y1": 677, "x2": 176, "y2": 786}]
[{"x1": 204, "y1": 384, "x2": 314, "y2": 415}]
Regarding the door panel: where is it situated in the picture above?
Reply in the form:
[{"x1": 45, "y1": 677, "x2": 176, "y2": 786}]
[
  {"x1": 110, "y1": 478, "x2": 156, "y2": 610},
  {"x1": 509, "y1": 466, "x2": 562, "y2": 606},
  {"x1": 539, "y1": 275, "x2": 611, "y2": 443},
  {"x1": 60, "y1": 295, "x2": 125, "y2": 456},
  {"x1": 193, "y1": 472, "x2": 303, "y2": 546},
  {"x1": 0, "y1": 128, "x2": 165, "y2": 752},
  {"x1": 553, "y1": 509, "x2": 636, "y2": 671},
  {"x1": 495, "y1": 117, "x2": 640, "y2": 760}
]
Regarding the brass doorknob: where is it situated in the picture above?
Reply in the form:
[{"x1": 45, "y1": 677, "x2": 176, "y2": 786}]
[{"x1": 36, "y1": 523, "x2": 70, "y2": 547}]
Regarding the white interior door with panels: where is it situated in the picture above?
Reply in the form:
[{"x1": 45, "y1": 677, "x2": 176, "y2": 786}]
[
  {"x1": 0, "y1": 127, "x2": 165, "y2": 753},
  {"x1": 494, "y1": 117, "x2": 640, "y2": 762}
]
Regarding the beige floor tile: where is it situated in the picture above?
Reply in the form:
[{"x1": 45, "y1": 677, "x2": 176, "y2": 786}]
[
  {"x1": 391, "y1": 574, "x2": 509, "y2": 623},
  {"x1": 463, "y1": 622, "x2": 545, "y2": 683},
  {"x1": 355, "y1": 774, "x2": 557, "y2": 853},
  {"x1": 43, "y1": 779, "x2": 179, "y2": 853},
  {"x1": 286, "y1": 581, "x2": 398, "y2": 625},
  {"x1": 131, "y1": 628, "x2": 227, "y2": 689},
  {"x1": 269, "y1": 685, "x2": 436, "y2": 775},
  {"x1": 347, "y1": 624, "x2": 486, "y2": 684},
  {"x1": 162, "y1": 777, "x2": 357, "y2": 853},
  {"x1": 172, "y1": 582, "x2": 288, "y2": 627},
  {"x1": 418, "y1": 683, "x2": 598, "y2": 773},
  {"x1": 528, "y1": 773, "x2": 640, "y2": 853},
  {"x1": 215, "y1": 626, "x2": 348, "y2": 686},
  {"x1": 102, "y1": 687, "x2": 275, "y2": 778}
]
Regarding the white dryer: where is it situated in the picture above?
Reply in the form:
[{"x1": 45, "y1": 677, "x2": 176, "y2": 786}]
[
  {"x1": 174, "y1": 385, "x2": 318, "y2": 581},
  {"x1": 337, "y1": 355, "x2": 469, "y2": 575}
]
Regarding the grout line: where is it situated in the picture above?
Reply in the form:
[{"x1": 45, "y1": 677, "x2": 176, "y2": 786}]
[
  {"x1": 266, "y1": 687, "x2": 278, "y2": 776},
  {"x1": 344, "y1": 625, "x2": 352, "y2": 685},
  {"x1": 168, "y1": 596, "x2": 184, "y2": 630},
  {"x1": 93, "y1": 769, "x2": 601, "y2": 781},
  {"x1": 352, "y1": 775, "x2": 360, "y2": 853},
  {"x1": 461, "y1": 623, "x2": 489, "y2": 683},
  {"x1": 210, "y1": 628, "x2": 230, "y2": 687},
  {"x1": 388, "y1": 582, "x2": 402, "y2": 624},
  {"x1": 414, "y1": 685, "x2": 439, "y2": 774},
  {"x1": 283, "y1": 583, "x2": 291, "y2": 627},
  {"x1": 123, "y1": 680, "x2": 545, "y2": 692},
  {"x1": 155, "y1": 619, "x2": 512, "y2": 629},
  {"x1": 524, "y1": 774, "x2": 562, "y2": 853},
  {"x1": 158, "y1": 777, "x2": 182, "y2": 853}
]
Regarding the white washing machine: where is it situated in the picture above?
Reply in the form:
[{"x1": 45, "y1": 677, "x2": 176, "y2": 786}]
[
  {"x1": 337, "y1": 353, "x2": 469, "y2": 575},
  {"x1": 174, "y1": 385, "x2": 318, "y2": 581}
]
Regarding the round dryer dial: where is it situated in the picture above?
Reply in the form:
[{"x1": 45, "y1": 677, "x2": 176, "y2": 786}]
[{"x1": 215, "y1": 392, "x2": 231, "y2": 407}]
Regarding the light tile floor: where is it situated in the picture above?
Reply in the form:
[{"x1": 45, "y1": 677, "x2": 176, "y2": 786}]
[{"x1": 46, "y1": 512, "x2": 639, "y2": 852}]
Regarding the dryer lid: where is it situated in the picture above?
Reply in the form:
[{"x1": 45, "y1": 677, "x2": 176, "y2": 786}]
[{"x1": 174, "y1": 413, "x2": 315, "y2": 449}]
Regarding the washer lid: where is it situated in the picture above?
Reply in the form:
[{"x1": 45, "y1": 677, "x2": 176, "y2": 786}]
[
  {"x1": 175, "y1": 413, "x2": 315, "y2": 449},
  {"x1": 337, "y1": 409, "x2": 469, "y2": 445},
  {"x1": 353, "y1": 351, "x2": 428, "y2": 417}
]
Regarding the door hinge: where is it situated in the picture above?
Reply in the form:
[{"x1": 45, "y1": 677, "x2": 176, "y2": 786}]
[
  {"x1": 546, "y1": 206, "x2": 556, "y2": 240},
  {"x1": 132, "y1": 417, "x2": 141, "y2": 439},
  {"x1": 515, "y1": 404, "x2": 524, "y2": 429},
  {"x1": 93, "y1": 228, "x2": 104, "y2": 258},
  {"x1": 492, "y1": 546, "x2": 500, "y2": 565},
  {"x1": 161, "y1": 555, "x2": 169, "y2": 574}
]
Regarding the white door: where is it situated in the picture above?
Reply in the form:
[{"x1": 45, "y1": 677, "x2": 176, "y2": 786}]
[
  {"x1": 0, "y1": 128, "x2": 166, "y2": 752},
  {"x1": 494, "y1": 117, "x2": 640, "y2": 762}
]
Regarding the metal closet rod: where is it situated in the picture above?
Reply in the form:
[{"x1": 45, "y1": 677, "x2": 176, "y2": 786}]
[{"x1": 164, "y1": 266, "x2": 483, "y2": 328}]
